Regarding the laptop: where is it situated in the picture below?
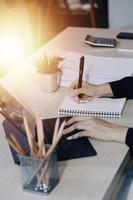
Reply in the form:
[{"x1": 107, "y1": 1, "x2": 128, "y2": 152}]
[{"x1": 0, "y1": 85, "x2": 97, "y2": 164}]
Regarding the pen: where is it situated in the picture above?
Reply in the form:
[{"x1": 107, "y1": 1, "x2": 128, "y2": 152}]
[
  {"x1": 78, "y1": 56, "x2": 84, "y2": 88},
  {"x1": 77, "y1": 56, "x2": 85, "y2": 98}
]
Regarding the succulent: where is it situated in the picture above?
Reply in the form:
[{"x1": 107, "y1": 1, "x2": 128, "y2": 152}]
[{"x1": 36, "y1": 55, "x2": 64, "y2": 74}]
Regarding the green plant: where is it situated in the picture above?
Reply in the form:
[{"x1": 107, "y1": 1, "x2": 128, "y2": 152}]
[{"x1": 36, "y1": 55, "x2": 64, "y2": 74}]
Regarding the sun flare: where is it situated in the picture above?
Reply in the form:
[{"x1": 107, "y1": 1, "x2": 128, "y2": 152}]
[
  {"x1": 0, "y1": 1, "x2": 34, "y2": 75},
  {"x1": 0, "y1": 34, "x2": 25, "y2": 65}
]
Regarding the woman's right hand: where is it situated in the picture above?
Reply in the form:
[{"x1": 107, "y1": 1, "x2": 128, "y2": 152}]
[
  {"x1": 69, "y1": 80, "x2": 113, "y2": 103},
  {"x1": 63, "y1": 117, "x2": 128, "y2": 143}
]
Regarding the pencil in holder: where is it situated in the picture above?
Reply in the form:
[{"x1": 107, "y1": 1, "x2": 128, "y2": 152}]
[{"x1": 18, "y1": 148, "x2": 59, "y2": 195}]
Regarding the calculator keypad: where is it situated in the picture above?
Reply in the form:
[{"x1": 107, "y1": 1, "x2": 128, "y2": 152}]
[
  {"x1": 95, "y1": 38, "x2": 117, "y2": 46},
  {"x1": 84, "y1": 35, "x2": 117, "y2": 47}
]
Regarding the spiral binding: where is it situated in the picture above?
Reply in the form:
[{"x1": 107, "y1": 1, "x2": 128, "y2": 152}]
[{"x1": 58, "y1": 109, "x2": 121, "y2": 118}]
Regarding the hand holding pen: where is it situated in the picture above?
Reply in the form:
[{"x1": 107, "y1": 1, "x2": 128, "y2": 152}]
[
  {"x1": 69, "y1": 56, "x2": 103, "y2": 103},
  {"x1": 69, "y1": 56, "x2": 90, "y2": 103}
]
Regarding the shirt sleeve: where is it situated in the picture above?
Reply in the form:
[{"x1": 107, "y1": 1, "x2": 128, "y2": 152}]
[
  {"x1": 109, "y1": 77, "x2": 133, "y2": 99},
  {"x1": 125, "y1": 128, "x2": 133, "y2": 155},
  {"x1": 110, "y1": 77, "x2": 133, "y2": 154}
]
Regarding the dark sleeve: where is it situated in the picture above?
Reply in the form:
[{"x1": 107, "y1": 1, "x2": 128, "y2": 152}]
[
  {"x1": 125, "y1": 128, "x2": 133, "y2": 155},
  {"x1": 109, "y1": 77, "x2": 133, "y2": 99}
]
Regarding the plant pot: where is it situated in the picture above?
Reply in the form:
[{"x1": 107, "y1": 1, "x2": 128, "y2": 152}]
[{"x1": 39, "y1": 71, "x2": 60, "y2": 93}]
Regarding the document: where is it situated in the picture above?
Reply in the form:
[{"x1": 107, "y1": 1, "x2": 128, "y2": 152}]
[{"x1": 56, "y1": 49, "x2": 133, "y2": 86}]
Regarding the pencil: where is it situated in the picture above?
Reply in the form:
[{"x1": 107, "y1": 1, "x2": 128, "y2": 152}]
[
  {"x1": 36, "y1": 117, "x2": 45, "y2": 156},
  {"x1": 10, "y1": 133, "x2": 25, "y2": 155},
  {"x1": 78, "y1": 56, "x2": 85, "y2": 89},
  {"x1": 45, "y1": 120, "x2": 66, "y2": 160},
  {"x1": 52, "y1": 118, "x2": 60, "y2": 144},
  {"x1": 23, "y1": 116, "x2": 36, "y2": 157},
  {"x1": 6, "y1": 137, "x2": 25, "y2": 156},
  {"x1": 37, "y1": 140, "x2": 45, "y2": 158}
]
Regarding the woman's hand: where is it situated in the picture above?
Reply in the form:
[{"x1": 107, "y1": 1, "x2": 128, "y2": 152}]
[
  {"x1": 63, "y1": 117, "x2": 128, "y2": 143},
  {"x1": 69, "y1": 80, "x2": 113, "y2": 103}
]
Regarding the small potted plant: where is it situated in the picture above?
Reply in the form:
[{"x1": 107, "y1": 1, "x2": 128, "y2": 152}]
[{"x1": 36, "y1": 54, "x2": 63, "y2": 93}]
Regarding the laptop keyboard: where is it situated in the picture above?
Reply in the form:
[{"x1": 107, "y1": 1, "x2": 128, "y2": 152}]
[{"x1": 42, "y1": 117, "x2": 97, "y2": 161}]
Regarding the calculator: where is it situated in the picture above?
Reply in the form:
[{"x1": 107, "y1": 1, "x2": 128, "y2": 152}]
[{"x1": 84, "y1": 34, "x2": 117, "y2": 47}]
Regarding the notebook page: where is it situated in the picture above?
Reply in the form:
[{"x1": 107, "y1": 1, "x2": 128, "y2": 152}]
[{"x1": 58, "y1": 95, "x2": 126, "y2": 118}]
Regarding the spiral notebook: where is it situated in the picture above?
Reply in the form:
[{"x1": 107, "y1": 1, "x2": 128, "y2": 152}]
[{"x1": 58, "y1": 95, "x2": 126, "y2": 118}]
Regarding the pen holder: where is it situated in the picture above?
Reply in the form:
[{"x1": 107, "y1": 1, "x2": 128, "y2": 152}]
[
  {"x1": 19, "y1": 149, "x2": 59, "y2": 195},
  {"x1": 39, "y1": 71, "x2": 60, "y2": 93}
]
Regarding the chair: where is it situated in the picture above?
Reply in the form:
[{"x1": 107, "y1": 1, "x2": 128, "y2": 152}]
[{"x1": 44, "y1": 0, "x2": 98, "y2": 30}]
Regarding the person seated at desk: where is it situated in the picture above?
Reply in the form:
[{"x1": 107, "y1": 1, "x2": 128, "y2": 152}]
[{"x1": 63, "y1": 76, "x2": 133, "y2": 154}]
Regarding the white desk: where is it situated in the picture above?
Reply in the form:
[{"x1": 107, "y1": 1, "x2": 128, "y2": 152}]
[{"x1": 0, "y1": 27, "x2": 132, "y2": 200}]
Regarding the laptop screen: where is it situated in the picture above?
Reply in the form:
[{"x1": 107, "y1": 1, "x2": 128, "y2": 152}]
[
  {"x1": 0, "y1": 84, "x2": 35, "y2": 133},
  {"x1": 0, "y1": 84, "x2": 35, "y2": 164}
]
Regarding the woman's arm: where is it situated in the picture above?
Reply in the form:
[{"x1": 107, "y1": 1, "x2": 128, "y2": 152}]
[
  {"x1": 67, "y1": 76, "x2": 133, "y2": 153},
  {"x1": 63, "y1": 117, "x2": 133, "y2": 155},
  {"x1": 69, "y1": 80, "x2": 113, "y2": 103},
  {"x1": 110, "y1": 77, "x2": 133, "y2": 99},
  {"x1": 63, "y1": 117, "x2": 128, "y2": 143},
  {"x1": 69, "y1": 76, "x2": 133, "y2": 102},
  {"x1": 126, "y1": 128, "x2": 133, "y2": 155}
]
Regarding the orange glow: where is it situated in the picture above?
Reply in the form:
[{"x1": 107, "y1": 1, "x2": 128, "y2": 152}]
[
  {"x1": 0, "y1": 34, "x2": 25, "y2": 65},
  {"x1": 0, "y1": 1, "x2": 34, "y2": 75}
]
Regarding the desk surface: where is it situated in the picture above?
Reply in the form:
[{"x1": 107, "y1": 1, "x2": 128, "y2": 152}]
[{"x1": 0, "y1": 27, "x2": 132, "y2": 200}]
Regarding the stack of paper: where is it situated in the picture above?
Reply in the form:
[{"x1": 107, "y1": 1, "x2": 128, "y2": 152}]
[{"x1": 56, "y1": 49, "x2": 133, "y2": 87}]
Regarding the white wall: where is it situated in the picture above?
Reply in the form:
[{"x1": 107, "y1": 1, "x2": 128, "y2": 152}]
[{"x1": 109, "y1": 0, "x2": 133, "y2": 28}]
